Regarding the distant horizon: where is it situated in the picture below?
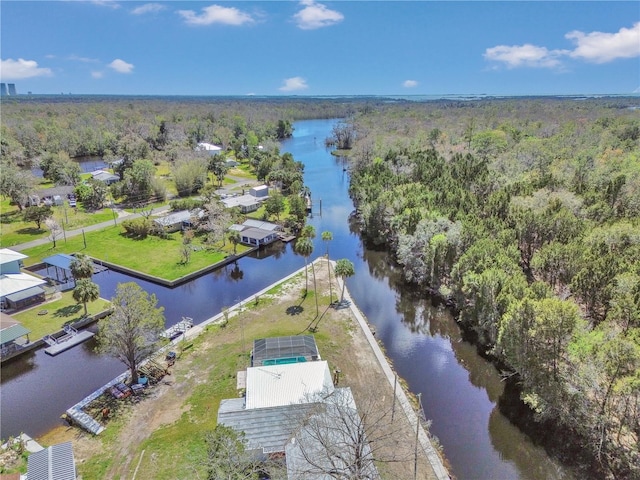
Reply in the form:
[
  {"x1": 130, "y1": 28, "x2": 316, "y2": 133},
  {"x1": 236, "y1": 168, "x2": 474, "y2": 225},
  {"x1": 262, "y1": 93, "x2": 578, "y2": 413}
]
[{"x1": 3, "y1": 91, "x2": 640, "y2": 100}]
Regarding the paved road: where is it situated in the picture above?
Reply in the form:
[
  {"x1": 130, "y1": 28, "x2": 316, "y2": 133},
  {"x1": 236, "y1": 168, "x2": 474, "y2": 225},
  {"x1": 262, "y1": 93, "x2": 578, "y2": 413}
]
[{"x1": 10, "y1": 205, "x2": 171, "y2": 252}]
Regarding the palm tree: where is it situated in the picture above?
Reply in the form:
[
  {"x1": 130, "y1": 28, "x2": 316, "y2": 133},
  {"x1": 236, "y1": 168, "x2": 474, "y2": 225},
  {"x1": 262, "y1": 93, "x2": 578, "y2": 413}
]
[
  {"x1": 228, "y1": 230, "x2": 241, "y2": 255},
  {"x1": 295, "y1": 237, "x2": 314, "y2": 295},
  {"x1": 334, "y1": 259, "x2": 355, "y2": 304},
  {"x1": 322, "y1": 231, "x2": 334, "y2": 303},
  {"x1": 73, "y1": 278, "x2": 100, "y2": 316},
  {"x1": 70, "y1": 253, "x2": 93, "y2": 284}
]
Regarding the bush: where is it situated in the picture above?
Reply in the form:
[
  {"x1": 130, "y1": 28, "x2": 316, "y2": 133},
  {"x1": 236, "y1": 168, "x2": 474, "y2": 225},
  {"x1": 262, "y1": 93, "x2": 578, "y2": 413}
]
[
  {"x1": 121, "y1": 218, "x2": 151, "y2": 239},
  {"x1": 170, "y1": 198, "x2": 203, "y2": 212}
]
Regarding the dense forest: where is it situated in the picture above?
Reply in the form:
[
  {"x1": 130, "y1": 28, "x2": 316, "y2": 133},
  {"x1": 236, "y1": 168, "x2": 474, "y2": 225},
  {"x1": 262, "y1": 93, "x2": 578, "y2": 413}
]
[
  {"x1": 341, "y1": 97, "x2": 640, "y2": 478},
  {"x1": 1, "y1": 95, "x2": 638, "y2": 477}
]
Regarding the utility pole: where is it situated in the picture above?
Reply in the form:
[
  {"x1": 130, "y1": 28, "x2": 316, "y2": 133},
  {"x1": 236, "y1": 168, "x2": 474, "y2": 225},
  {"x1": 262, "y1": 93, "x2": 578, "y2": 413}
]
[{"x1": 414, "y1": 392, "x2": 422, "y2": 480}]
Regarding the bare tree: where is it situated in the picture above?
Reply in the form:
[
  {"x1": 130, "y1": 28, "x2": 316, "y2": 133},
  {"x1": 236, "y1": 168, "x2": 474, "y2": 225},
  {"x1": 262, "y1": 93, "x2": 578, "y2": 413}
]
[
  {"x1": 45, "y1": 217, "x2": 63, "y2": 248},
  {"x1": 286, "y1": 388, "x2": 408, "y2": 479}
]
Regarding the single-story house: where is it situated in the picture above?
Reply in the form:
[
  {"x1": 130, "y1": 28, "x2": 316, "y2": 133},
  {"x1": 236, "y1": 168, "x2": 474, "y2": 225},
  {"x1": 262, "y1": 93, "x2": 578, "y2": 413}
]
[
  {"x1": 221, "y1": 195, "x2": 261, "y2": 214},
  {"x1": 1, "y1": 312, "x2": 31, "y2": 357},
  {"x1": 153, "y1": 210, "x2": 203, "y2": 233},
  {"x1": 241, "y1": 219, "x2": 282, "y2": 232},
  {"x1": 90, "y1": 170, "x2": 120, "y2": 185},
  {"x1": 0, "y1": 248, "x2": 27, "y2": 274},
  {"x1": 238, "y1": 227, "x2": 279, "y2": 247},
  {"x1": 0, "y1": 249, "x2": 47, "y2": 310},
  {"x1": 35, "y1": 186, "x2": 75, "y2": 205}
]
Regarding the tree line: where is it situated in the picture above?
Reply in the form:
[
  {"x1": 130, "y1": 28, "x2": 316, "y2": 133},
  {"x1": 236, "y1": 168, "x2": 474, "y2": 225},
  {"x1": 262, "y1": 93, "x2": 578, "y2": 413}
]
[{"x1": 342, "y1": 97, "x2": 639, "y2": 478}]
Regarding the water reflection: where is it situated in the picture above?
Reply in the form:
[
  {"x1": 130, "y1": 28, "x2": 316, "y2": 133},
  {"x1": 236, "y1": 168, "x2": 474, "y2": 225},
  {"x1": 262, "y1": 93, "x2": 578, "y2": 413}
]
[{"x1": 1, "y1": 119, "x2": 573, "y2": 480}]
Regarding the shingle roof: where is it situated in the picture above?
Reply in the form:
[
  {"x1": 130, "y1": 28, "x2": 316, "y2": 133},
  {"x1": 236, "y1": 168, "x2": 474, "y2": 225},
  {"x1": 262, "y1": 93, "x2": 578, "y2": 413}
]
[{"x1": 217, "y1": 399, "x2": 317, "y2": 454}]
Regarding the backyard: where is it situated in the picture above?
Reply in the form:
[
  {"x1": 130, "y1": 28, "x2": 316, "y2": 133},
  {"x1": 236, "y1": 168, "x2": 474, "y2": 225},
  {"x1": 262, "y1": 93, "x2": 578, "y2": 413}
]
[{"x1": 35, "y1": 259, "x2": 442, "y2": 480}]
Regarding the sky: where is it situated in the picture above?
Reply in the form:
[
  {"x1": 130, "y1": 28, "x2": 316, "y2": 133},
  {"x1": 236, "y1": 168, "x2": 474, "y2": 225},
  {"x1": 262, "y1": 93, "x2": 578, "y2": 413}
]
[{"x1": 1, "y1": 1, "x2": 639, "y2": 96}]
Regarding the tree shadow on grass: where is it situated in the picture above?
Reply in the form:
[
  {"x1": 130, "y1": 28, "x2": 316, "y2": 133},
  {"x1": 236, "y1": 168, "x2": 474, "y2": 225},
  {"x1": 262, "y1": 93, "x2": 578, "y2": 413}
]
[
  {"x1": 286, "y1": 305, "x2": 304, "y2": 316},
  {"x1": 16, "y1": 227, "x2": 46, "y2": 236},
  {"x1": 53, "y1": 304, "x2": 82, "y2": 318}
]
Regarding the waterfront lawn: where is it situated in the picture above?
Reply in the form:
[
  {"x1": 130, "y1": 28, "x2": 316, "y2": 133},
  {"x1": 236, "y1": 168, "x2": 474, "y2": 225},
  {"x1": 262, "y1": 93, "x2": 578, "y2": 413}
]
[
  {"x1": 12, "y1": 291, "x2": 112, "y2": 341},
  {"x1": 79, "y1": 273, "x2": 337, "y2": 479},
  {"x1": 21, "y1": 225, "x2": 249, "y2": 281},
  {"x1": 0, "y1": 198, "x2": 114, "y2": 248}
]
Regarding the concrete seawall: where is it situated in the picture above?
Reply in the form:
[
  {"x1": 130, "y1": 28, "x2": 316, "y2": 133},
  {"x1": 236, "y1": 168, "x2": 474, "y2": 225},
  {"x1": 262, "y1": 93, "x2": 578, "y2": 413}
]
[{"x1": 64, "y1": 258, "x2": 449, "y2": 479}]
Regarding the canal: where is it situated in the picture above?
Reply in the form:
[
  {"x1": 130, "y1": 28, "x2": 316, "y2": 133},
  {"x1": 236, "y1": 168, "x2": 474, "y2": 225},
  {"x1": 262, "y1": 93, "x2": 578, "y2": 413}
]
[{"x1": 0, "y1": 119, "x2": 572, "y2": 479}]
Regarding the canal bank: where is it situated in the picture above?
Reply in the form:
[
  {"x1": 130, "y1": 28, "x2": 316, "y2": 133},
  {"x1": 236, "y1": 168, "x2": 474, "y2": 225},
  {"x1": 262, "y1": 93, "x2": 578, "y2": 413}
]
[
  {"x1": 2, "y1": 118, "x2": 574, "y2": 480},
  {"x1": 38, "y1": 258, "x2": 448, "y2": 480}
]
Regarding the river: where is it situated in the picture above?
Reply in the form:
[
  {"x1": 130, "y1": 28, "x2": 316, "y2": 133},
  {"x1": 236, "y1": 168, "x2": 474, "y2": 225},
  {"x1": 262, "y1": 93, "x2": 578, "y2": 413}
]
[{"x1": 0, "y1": 119, "x2": 572, "y2": 479}]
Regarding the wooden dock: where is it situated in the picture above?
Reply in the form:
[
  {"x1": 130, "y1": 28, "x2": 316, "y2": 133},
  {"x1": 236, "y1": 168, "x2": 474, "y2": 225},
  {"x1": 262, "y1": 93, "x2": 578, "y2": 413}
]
[{"x1": 44, "y1": 325, "x2": 95, "y2": 356}]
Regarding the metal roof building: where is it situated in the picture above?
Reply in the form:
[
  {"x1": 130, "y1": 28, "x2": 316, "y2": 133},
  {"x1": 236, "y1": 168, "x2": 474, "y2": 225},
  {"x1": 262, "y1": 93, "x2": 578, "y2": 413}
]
[
  {"x1": 27, "y1": 441, "x2": 77, "y2": 480},
  {"x1": 245, "y1": 360, "x2": 334, "y2": 410}
]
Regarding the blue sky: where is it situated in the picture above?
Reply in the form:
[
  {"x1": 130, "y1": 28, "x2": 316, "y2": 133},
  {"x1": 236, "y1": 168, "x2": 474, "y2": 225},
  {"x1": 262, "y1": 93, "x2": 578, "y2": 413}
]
[{"x1": 1, "y1": 1, "x2": 639, "y2": 96}]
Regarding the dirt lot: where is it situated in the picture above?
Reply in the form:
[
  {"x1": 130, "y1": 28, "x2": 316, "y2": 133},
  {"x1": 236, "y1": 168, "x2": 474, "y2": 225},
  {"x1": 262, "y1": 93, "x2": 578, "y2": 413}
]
[{"x1": 37, "y1": 258, "x2": 445, "y2": 479}]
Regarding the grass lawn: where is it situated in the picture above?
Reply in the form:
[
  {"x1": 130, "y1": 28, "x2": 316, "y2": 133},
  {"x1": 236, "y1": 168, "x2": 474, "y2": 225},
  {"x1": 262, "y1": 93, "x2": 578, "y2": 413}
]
[
  {"x1": 53, "y1": 261, "x2": 438, "y2": 480},
  {"x1": 77, "y1": 271, "x2": 337, "y2": 479},
  {"x1": 0, "y1": 198, "x2": 114, "y2": 248},
  {"x1": 21, "y1": 225, "x2": 250, "y2": 281},
  {"x1": 12, "y1": 291, "x2": 112, "y2": 341}
]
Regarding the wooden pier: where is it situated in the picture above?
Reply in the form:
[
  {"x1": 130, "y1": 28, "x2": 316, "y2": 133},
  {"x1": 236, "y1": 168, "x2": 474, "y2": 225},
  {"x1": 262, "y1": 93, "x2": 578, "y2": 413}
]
[{"x1": 43, "y1": 325, "x2": 95, "y2": 356}]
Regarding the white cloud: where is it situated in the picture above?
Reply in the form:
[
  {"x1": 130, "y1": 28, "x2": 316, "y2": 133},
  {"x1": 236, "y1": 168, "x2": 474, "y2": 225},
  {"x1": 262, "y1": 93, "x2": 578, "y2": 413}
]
[
  {"x1": 484, "y1": 44, "x2": 565, "y2": 69},
  {"x1": 177, "y1": 4, "x2": 254, "y2": 26},
  {"x1": 0, "y1": 58, "x2": 52, "y2": 80},
  {"x1": 108, "y1": 59, "x2": 134, "y2": 73},
  {"x1": 68, "y1": 54, "x2": 99, "y2": 63},
  {"x1": 403, "y1": 80, "x2": 418, "y2": 88},
  {"x1": 485, "y1": 22, "x2": 640, "y2": 69},
  {"x1": 293, "y1": 0, "x2": 344, "y2": 30},
  {"x1": 279, "y1": 76, "x2": 309, "y2": 92},
  {"x1": 131, "y1": 3, "x2": 165, "y2": 15},
  {"x1": 91, "y1": 71, "x2": 104, "y2": 79},
  {"x1": 566, "y1": 22, "x2": 640, "y2": 63},
  {"x1": 91, "y1": 0, "x2": 121, "y2": 9}
]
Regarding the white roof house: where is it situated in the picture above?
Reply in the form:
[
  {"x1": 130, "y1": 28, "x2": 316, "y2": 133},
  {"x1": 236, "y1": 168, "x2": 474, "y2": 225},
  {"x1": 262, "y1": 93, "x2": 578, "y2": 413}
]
[
  {"x1": 0, "y1": 249, "x2": 28, "y2": 266},
  {"x1": 196, "y1": 142, "x2": 222, "y2": 152},
  {"x1": 0, "y1": 273, "x2": 47, "y2": 297},
  {"x1": 245, "y1": 360, "x2": 334, "y2": 410}
]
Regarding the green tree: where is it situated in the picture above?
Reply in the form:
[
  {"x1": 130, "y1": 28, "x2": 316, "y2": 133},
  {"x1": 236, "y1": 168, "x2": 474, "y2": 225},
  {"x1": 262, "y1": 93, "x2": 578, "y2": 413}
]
[
  {"x1": 96, "y1": 282, "x2": 165, "y2": 384},
  {"x1": 72, "y1": 278, "x2": 100, "y2": 316},
  {"x1": 208, "y1": 154, "x2": 229, "y2": 187},
  {"x1": 204, "y1": 424, "x2": 279, "y2": 480},
  {"x1": 295, "y1": 237, "x2": 313, "y2": 295},
  {"x1": 264, "y1": 191, "x2": 285, "y2": 221},
  {"x1": 173, "y1": 157, "x2": 208, "y2": 197},
  {"x1": 23, "y1": 205, "x2": 52, "y2": 229},
  {"x1": 287, "y1": 194, "x2": 307, "y2": 224},
  {"x1": 75, "y1": 178, "x2": 109, "y2": 211},
  {"x1": 322, "y1": 231, "x2": 334, "y2": 302},
  {"x1": 70, "y1": 253, "x2": 94, "y2": 281},
  {"x1": 39, "y1": 151, "x2": 81, "y2": 186},
  {"x1": 0, "y1": 159, "x2": 35, "y2": 211},
  {"x1": 122, "y1": 159, "x2": 156, "y2": 204},
  {"x1": 228, "y1": 230, "x2": 241, "y2": 255},
  {"x1": 334, "y1": 259, "x2": 355, "y2": 304}
]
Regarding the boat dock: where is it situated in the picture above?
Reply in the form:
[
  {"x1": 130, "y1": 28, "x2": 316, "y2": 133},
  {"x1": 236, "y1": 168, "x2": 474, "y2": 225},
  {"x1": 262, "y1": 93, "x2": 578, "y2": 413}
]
[
  {"x1": 44, "y1": 325, "x2": 95, "y2": 356},
  {"x1": 160, "y1": 317, "x2": 193, "y2": 340}
]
